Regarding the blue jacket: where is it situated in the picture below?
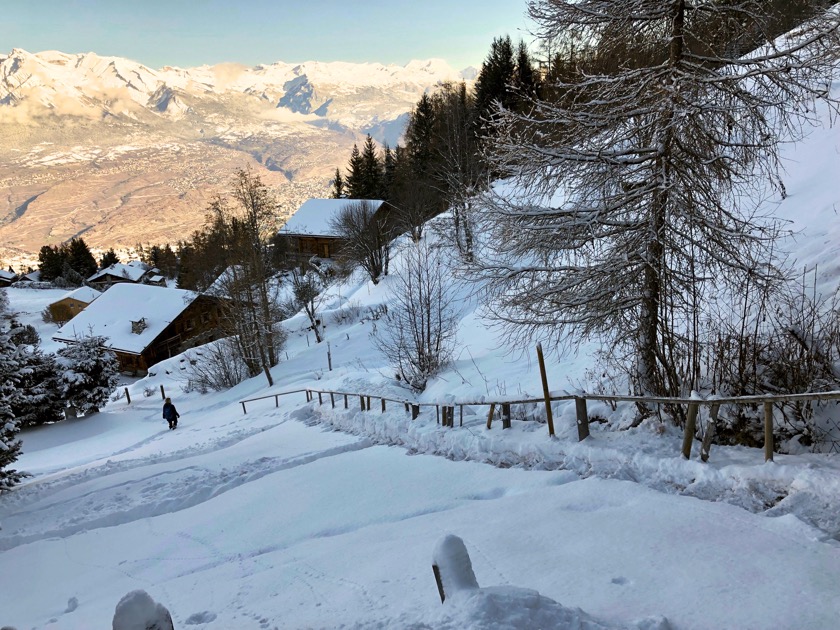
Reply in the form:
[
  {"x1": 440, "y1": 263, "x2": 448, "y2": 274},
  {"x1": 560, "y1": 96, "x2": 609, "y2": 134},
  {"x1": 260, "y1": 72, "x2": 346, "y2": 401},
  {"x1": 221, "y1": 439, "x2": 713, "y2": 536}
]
[{"x1": 163, "y1": 402, "x2": 179, "y2": 421}]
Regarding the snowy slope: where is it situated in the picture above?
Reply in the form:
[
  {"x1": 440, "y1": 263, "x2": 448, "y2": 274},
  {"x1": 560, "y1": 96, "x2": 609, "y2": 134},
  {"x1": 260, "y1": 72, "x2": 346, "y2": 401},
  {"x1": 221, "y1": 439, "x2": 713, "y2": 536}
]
[{"x1": 1, "y1": 50, "x2": 840, "y2": 630}]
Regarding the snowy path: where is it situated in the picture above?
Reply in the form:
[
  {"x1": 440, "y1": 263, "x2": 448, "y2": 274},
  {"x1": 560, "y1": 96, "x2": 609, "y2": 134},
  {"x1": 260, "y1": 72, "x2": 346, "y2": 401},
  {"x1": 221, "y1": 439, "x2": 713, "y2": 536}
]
[{"x1": 3, "y1": 401, "x2": 840, "y2": 629}]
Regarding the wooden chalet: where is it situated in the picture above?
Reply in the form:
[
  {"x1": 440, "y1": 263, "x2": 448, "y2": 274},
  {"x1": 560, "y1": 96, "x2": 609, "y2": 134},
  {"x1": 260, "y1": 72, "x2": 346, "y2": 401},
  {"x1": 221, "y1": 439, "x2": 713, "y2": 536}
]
[
  {"x1": 53, "y1": 283, "x2": 225, "y2": 374},
  {"x1": 0, "y1": 268, "x2": 16, "y2": 287},
  {"x1": 278, "y1": 199, "x2": 388, "y2": 264},
  {"x1": 48, "y1": 286, "x2": 102, "y2": 324},
  {"x1": 87, "y1": 261, "x2": 154, "y2": 290}
]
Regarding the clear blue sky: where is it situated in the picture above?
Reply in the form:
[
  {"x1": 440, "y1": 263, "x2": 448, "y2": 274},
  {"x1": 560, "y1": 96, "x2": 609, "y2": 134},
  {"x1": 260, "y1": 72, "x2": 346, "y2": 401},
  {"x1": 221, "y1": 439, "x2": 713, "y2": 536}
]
[{"x1": 1, "y1": 0, "x2": 532, "y2": 70}]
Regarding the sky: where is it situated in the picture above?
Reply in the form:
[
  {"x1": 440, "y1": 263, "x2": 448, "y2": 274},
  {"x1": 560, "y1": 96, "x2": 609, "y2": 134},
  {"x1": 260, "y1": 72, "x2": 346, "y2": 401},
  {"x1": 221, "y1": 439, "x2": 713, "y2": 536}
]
[{"x1": 0, "y1": 0, "x2": 533, "y2": 71}]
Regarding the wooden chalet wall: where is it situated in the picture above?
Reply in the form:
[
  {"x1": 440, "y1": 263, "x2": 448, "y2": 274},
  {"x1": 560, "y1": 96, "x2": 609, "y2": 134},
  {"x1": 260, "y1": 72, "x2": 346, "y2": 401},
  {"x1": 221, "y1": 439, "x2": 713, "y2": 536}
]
[{"x1": 116, "y1": 296, "x2": 225, "y2": 373}]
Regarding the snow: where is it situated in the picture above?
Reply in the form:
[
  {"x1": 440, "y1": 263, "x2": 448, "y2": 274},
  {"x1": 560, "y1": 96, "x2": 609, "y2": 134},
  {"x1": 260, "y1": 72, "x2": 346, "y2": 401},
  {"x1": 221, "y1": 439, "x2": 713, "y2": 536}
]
[
  {"x1": 2, "y1": 44, "x2": 840, "y2": 630},
  {"x1": 53, "y1": 283, "x2": 197, "y2": 354},
  {"x1": 87, "y1": 261, "x2": 150, "y2": 284},
  {"x1": 59, "y1": 285, "x2": 102, "y2": 304},
  {"x1": 280, "y1": 198, "x2": 385, "y2": 237}
]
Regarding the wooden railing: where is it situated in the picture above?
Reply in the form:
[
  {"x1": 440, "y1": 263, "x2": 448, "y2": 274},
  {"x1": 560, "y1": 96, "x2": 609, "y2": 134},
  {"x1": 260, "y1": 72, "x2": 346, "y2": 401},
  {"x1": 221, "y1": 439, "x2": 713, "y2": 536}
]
[{"x1": 238, "y1": 385, "x2": 840, "y2": 463}]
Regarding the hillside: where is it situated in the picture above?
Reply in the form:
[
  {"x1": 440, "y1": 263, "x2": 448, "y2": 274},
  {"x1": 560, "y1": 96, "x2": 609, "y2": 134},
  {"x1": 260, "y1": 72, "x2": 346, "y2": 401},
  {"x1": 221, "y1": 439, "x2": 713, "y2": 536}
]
[
  {"x1": 1, "y1": 84, "x2": 839, "y2": 626},
  {"x1": 0, "y1": 49, "x2": 468, "y2": 257}
]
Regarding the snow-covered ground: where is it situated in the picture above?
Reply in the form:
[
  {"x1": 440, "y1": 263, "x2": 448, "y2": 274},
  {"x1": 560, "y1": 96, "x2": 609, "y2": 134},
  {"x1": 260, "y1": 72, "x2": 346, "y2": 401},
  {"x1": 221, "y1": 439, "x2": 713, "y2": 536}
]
[{"x1": 2, "y1": 72, "x2": 840, "y2": 630}]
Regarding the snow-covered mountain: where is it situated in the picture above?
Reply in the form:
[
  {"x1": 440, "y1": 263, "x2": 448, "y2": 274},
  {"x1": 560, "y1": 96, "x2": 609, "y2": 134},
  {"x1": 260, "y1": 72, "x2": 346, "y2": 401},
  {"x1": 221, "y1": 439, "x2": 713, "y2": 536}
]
[
  {"x1": 0, "y1": 49, "x2": 471, "y2": 256},
  {"x1": 0, "y1": 48, "x2": 468, "y2": 131}
]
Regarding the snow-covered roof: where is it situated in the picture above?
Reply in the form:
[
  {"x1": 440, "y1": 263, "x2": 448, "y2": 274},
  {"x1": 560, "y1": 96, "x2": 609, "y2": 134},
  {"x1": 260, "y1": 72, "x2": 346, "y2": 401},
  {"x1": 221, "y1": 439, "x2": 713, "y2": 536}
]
[
  {"x1": 0, "y1": 269, "x2": 16, "y2": 281},
  {"x1": 21, "y1": 270, "x2": 41, "y2": 281},
  {"x1": 53, "y1": 283, "x2": 198, "y2": 354},
  {"x1": 280, "y1": 199, "x2": 385, "y2": 237},
  {"x1": 58, "y1": 286, "x2": 102, "y2": 304},
  {"x1": 87, "y1": 260, "x2": 150, "y2": 283}
]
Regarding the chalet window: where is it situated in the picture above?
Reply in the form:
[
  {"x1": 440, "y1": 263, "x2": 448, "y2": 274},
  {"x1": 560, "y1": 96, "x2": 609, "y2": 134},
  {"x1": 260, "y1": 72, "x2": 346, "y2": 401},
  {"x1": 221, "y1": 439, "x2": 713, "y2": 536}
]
[
  {"x1": 185, "y1": 318, "x2": 195, "y2": 331},
  {"x1": 201, "y1": 312, "x2": 211, "y2": 324},
  {"x1": 323, "y1": 243, "x2": 330, "y2": 258}
]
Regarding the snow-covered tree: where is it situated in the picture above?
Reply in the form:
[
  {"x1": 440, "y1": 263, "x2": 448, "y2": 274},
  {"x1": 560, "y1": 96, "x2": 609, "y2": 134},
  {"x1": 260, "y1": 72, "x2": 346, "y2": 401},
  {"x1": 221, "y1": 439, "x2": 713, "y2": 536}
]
[
  {"x1": 57, "y1": 334, "x2": 120, "y2": 415},
  {"x1": 0, "y1": 327, "x2": 24, "y2": 490},
  {"x1": 14, "y1": 348, "x2": 65, "y2": 428},
  {"x1": 474, "y1": 0, "x2": 840, "y2": 400}
]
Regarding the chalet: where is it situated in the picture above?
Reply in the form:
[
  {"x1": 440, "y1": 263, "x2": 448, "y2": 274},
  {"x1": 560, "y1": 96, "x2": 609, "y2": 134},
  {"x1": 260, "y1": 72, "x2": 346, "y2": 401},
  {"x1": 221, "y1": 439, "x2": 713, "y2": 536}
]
[
  {"x1": 278, "y1": 198, "x2": 387, "y2": 264},
  {"x1": 48, "y1": 286, "x2": 102, "y2": 324},
  {"x1": 87, "y1": 261, "x2": 153, "y2": 290},
  {"x1": 53, "y1": 283, "x2": 225, "y2": 374},
  {"x1": 0, "y1": 268, "x2": 16, "y2": 287}
]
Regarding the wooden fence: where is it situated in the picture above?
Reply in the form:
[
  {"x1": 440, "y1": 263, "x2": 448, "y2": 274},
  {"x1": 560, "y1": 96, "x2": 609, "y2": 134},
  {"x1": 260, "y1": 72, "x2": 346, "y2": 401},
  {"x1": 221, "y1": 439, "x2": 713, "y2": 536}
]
[{"x1": 238, "y1": 384, "x2": 840, "y2": 463}]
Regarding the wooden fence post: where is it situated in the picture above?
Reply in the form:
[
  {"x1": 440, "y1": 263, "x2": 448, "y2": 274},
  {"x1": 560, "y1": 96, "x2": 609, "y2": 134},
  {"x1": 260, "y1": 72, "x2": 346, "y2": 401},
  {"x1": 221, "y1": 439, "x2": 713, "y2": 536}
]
[
  {"x1": 436, "y1": 405, "x2": 440, "y2": 424},
  {"x1": 366, "y1": 396, "x2": 372, "y2": 411},
  {"x1": 344, "y1": 394, "x2": 348, "y2": 409},
  {"x1": 486, "y1": 403, "x2": 496, "y2": 429},
  {"x1": 501, "y1": 403, "x2": 511, "y2": 429},
  {"x1": 124, "y1": 387, "x2": 131, "y2": 405},
  {"x1": 241, "y1": 401, "x2": 247, "y2": 415},
  {"x1": 536, "y1": 343, "x2": 556, "y2": 436},
  {"x1": 459, "y1": 405, "x2": 463, "y2": 427},
  {"x1": 381, "y1": 398, "x2": 386, "y2": 413},
  {"x1": 360, "y1": 395, "x2": 365, "y2": 411},
  {"x1": 318, "y1": 392, "x2": 323, "y2": 406},
  {"x1": 575, "y1": 397, "x2": 590, "y2": 441},
  {"x1": 412, "y1": 404, "x2": 420, "y2": 420},
  {"x1": 404, "y1": 402, "x2": 409, "y2": 413},
  {"x1": 274, "y1": 394, "x2": 279, "y2": 408},
  {"x1": 700, "y1": 404, "x2": 719, "y2": 463},
  {"x1": 160, "y1": 384, "x2": 166, "y2": 400},
  {"x1": 764, "y1": 402, "x2": 774, "y2": 462},
  {"x1": 681, "y1": 402, "x2": 699, "y2": 460},
  {"x1": 330, "y1": 393, "x2": 335, "y2": 409}
]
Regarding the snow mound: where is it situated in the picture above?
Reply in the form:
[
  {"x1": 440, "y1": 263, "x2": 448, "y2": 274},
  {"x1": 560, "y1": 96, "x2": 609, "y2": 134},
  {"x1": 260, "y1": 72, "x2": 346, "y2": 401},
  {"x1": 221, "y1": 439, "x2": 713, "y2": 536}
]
[
  {"x1": 112, "y1": 590, "x2": 173, "y2": 630},
  {"x1": 430, "y1": 535, "x2": 670, "y2": 630}
]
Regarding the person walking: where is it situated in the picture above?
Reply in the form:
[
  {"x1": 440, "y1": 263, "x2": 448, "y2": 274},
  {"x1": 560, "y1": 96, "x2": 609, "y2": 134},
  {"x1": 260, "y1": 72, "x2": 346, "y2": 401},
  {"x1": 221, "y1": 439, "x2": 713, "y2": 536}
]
[{"x1": 162, "y1": 397, "x2": 180, "y2": 430}]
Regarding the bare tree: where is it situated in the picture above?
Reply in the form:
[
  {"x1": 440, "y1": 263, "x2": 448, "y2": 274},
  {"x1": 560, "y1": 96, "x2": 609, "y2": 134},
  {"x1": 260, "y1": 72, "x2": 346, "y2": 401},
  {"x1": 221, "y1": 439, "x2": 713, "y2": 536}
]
[
  {"x1": 329, "y1": 200, "x2": 392, "y2": 284},
  {"x1": 290, "y1": 266, "x2": 331, "y2": 343},
  {"x1": 210, "y1": 168, "x2": 285, "y2": 386},
  {"x1": 372, "y1": 240, "x2": 459, "y2": 391},
  {"x1": 473, "y1": 1, "x2": 840, "y2": 402}
]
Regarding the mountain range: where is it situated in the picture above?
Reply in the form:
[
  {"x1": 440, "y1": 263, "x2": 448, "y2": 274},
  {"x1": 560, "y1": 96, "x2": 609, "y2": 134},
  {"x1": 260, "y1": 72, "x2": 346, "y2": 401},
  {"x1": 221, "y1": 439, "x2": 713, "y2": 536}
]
[{"x1": 0, "y1": 48, "x2": 474, "y2": 260}]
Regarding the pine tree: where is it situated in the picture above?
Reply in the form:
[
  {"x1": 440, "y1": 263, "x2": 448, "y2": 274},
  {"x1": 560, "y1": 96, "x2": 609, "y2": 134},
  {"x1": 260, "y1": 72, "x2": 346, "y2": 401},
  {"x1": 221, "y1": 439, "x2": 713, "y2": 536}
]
[
  {"x1": 37, "y1": 245, "x2": 65, "y2": 282},
  {"x1": 0, "y1": 327, "x2": 24, "y2": 490},
  {"x1": 13, "y1": 348, "x2": 64, "y2": 428},
  {"x1": 474, "y1": 35, "x2": 516, "y2": 128},
  {"x1": 67, "y1": 237, "x2": 97, "y2": 279},
  {"x1": 331, "y1": 168, "x2": 345, "y2": 199},
  {"x1": 360, "y1": 135, "x2": 384, "y2": 199},
  {"x1": 513, "y1": 40, "x2": 540, "y2": 102},
  {"x1": 344, "y1": 144, "x2": 365, "y2": 198},
  {"x1": 99, "y1": 248, "x2": 120, "y2": 269},
  {"x1": 405, "y1": 93, "x2": 436, "y2": 177},
  {"x1": 57, "y1": 334, "x2": 120, "y2": 415}
]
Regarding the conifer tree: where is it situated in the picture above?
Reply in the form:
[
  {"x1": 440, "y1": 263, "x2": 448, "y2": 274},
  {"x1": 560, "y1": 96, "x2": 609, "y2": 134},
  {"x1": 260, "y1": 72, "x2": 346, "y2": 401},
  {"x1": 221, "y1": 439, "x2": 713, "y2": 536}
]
[
  {"x1": 360, "y1": 135, "x2": 384, "y2": 199},
  {"x1": 99, "y1": 248, "x2": 120, "y2": 269},
  {"x1": 331, "y1": 168, "x2": 345, "y2": 199},
  {"x1": 13, "y1": 348, "x2": 64, "y2": 428},
  {"x1": 474, "y1": 35, "x2": 516, "y2": 128},
  {"x1": 67, "y1": 237, "x2": 97, "y2": 279},
  {"x1": 57, "y1": 334, "x2": 120, "y2": 415},
  {"x1": 0, "y1": 326, "x2": 24, "y2": 490},
  {"x1": 37, "y1": 245, "x2": 65, "y2": 282},
  {"x1": 344, "y1": 144, "x2": 365, "y2": 198}
]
